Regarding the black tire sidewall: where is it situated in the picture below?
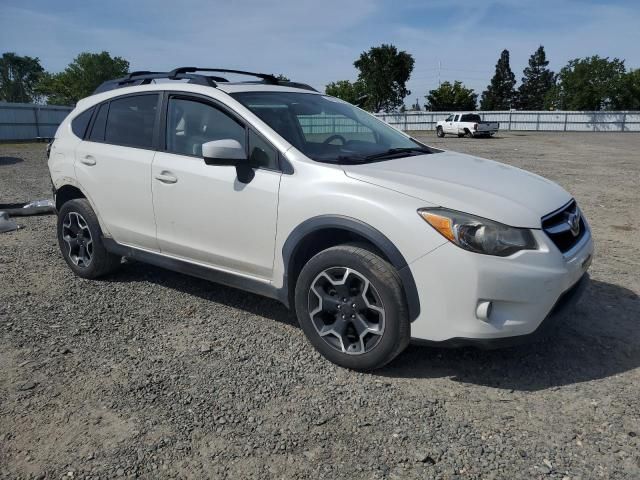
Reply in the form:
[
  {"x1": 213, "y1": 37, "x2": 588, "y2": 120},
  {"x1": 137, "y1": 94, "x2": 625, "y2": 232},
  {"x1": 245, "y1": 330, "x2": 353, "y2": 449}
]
[
  {"x1": 294, "y1": 246, "x2": 409, "y2": 371},
  {"x1": 57, "y1": 199, "x2": 115, "y2": 279}
]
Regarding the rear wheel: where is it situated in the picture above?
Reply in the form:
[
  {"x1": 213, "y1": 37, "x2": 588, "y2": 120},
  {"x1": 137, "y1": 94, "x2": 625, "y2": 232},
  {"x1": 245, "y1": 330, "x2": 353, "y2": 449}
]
[
  {"x1": 465, "y1": 129, "x2": 474, "y2": 138},
  {"x1": 57, "y1": 199, "x2": 121, "y2": 279},
  {"x1": 436, "y1": 127, "x2": 445, "y2": 138},
  {"x1": 294, "y1": 244, "x2": 410, "y2": 370}
]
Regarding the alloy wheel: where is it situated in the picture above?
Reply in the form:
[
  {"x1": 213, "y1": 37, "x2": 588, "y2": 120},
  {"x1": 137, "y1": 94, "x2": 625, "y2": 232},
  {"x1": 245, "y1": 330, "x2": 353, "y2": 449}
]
[
  {"x1": 308, "y1": 267, "x2": 386, "y2": 355},
  {"x1": 62, "y1": 211, "x2": 93, "y2": 267}
]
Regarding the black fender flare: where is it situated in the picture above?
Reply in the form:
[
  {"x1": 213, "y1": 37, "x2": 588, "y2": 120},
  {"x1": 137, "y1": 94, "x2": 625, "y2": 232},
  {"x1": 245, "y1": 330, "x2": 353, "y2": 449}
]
[{"x1": 281, "y1": 215, "x2": 421, "y2": 322}]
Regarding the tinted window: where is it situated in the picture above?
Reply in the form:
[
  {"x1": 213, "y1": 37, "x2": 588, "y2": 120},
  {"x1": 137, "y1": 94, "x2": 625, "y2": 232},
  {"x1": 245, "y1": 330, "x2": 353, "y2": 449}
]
[
  {"x1": 71, "y1": 107, "x2": 95, "y2": 139},
  {"x1": 460, "y1": 114, "x2": 481, "y2": 122},
  {"x1": 166, "y1": 97, "x2": 245, "y2": 157},
  {"x1": 248, "y1": 130, "x2": 278, "y2": 170},
  {"x1": 88, "y1": 103, "x2": 109, "y2": 142},
  {"x1": 105, "y1": 94, "x2": 158, "y2": 149},
  {"x1": 445, "y1": 115, "x2": 453, "y2": 122},
  {"x1": 453, "y1": 115, "x2": 459, "y2": 121}
]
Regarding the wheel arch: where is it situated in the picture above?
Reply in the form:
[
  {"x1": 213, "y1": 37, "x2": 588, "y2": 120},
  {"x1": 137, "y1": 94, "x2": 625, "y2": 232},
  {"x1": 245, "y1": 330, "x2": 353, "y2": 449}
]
[
  {"x1": 281, "y1": 215, "x2": 420, "y2": 322},
  {"x1": 54, "y1": 184, "x2": 86, "y2": 211}
]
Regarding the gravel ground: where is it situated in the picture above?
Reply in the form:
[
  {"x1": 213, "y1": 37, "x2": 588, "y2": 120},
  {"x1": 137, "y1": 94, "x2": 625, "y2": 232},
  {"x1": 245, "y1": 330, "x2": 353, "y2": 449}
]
[{"x1": 1, "y1": 132, "x2": 639, "y2": 479}]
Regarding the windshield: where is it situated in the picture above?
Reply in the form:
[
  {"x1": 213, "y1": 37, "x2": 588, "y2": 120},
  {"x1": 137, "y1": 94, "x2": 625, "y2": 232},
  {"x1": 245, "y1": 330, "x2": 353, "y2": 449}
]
[{"x1": 231, "y1": 92, "x2": 432, "y2": 163}]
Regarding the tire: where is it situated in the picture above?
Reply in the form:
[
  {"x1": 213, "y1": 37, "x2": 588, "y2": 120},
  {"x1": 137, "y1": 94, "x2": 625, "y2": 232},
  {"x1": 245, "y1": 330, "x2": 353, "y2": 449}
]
[
  {"x1": 457, "y1": 133, "x2": 465, "y2": 138},
  {"x1": 294, "y1": 244, "x2": 410, "y2": 371},
  {"x1": 57, "y1": 198, "x2": 121, "y2": 279},
  {"x1": 436, "y1": 127, "x2": 445, "y2": 138},
  {"x1": 465, "y1": 129, "x2": 474, "y2": 138}
]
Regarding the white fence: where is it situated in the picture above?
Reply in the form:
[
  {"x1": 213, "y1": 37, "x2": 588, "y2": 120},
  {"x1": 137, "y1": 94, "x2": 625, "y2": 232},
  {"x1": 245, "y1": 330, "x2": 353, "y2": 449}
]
[
  {"x1": 1, "y1": 102, "x2": 640, "y2": 142},
  {"x1": 374, "y1": 111, "x2": 640, "y2": 132},
  {"x1": 0, "y1": 102, "x2": 73, "y2": 141}
]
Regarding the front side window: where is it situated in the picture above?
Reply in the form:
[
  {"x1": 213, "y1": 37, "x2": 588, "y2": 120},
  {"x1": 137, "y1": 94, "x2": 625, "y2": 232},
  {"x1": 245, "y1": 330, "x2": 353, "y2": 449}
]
[
  {"x1": 445, "y1": 115, "x2": 453, "y2": 122},
  {"x1": 166, "y1": 97, "x2": 245, "y2": 157},
  {"x1": 232, "y1": 92, "x2": 432, "y2": 164},
  {"x1": 248, "y1": 129, "x2": 278, "y2": 170},
  {"x1": 105, "y1": 94, "x2": 158, "y2": 149}
]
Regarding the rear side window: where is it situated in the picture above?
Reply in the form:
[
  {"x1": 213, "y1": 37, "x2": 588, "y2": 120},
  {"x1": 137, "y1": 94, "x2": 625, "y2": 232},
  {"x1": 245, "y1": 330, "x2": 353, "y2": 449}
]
[
  {"x1": 71, "y1": 107, "x2": 95, "y2": 139},
  {"x1": 88, "y1": 103, "x2": 109, "y2": 142},
  {"x1": 460, "y1": 114, "x2": 481, "y2": 122},
  {"x1": 105, "y1": 94, "x2": 159, "y2": 149}
]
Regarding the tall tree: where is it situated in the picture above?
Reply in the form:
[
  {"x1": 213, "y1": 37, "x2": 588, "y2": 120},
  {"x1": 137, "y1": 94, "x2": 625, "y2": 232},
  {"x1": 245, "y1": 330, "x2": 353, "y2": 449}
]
[
  {"x1": 37, "y1": 51, "x2": 129, "y2": 105},
  {"x1": 480, "y1": 49, "x2": 516, "y2": 110},
  {"x1": 517, "y1": 46, "x2": 555, "y2": 110},
  {"x1": 325, "y1": 80, "x2": 366, "y2": 105},
  {"x1": 425, "y1": 81, "x2": 477, "y2": 111},
  {"x1": 353, "y1": 44, "x2": 414, "y2": 112},
  {"x1": 618, "y1": 69, "x2": 640, "y2": 110},
  {"x1": 0, "y1": 52, "x2": 45, "y2": 103},
  {"x1": 547, "y1": 56, "x2": 627, "y2": 110}
]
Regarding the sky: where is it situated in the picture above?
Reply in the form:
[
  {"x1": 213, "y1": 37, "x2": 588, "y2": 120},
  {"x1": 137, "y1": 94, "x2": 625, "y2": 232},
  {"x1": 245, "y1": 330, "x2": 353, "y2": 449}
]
[{"x1": 2, "y1": 0, "x2": 639, "y2": 105}]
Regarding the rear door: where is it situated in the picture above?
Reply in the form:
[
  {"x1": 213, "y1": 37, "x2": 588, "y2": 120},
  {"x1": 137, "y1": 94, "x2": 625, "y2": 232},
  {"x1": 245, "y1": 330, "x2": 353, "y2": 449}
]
[{"x1": 75, "y1": 93, "x2": 160, "y2": 250}]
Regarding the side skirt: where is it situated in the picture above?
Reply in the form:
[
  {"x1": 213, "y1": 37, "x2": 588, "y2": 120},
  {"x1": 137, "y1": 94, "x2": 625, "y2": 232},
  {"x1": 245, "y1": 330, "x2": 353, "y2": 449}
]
[{"x1": 102, "y1": 237, "x2": 288, "y2": 306}]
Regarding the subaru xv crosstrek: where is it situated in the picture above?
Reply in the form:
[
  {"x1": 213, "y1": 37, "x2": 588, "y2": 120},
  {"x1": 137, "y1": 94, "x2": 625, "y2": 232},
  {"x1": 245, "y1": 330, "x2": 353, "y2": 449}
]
[{"x1": 48, "y1": 68, "x2": 593, "y2": 370}]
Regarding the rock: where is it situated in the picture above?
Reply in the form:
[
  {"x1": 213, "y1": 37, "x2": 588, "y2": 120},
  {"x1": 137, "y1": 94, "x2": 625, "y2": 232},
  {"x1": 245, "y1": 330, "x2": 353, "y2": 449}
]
[
  {"x1": 17, "y1": 381, "x2": 37, "y2": 391},
  {"x1": 415, "y1": 452, "x2": 436, "y2": 465}
]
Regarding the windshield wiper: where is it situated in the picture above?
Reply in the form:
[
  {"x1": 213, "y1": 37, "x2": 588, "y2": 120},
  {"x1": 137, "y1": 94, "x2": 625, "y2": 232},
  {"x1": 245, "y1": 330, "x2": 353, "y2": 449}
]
[{"x1": 365, "y1": 147, "x2": 431, "y2": 161}]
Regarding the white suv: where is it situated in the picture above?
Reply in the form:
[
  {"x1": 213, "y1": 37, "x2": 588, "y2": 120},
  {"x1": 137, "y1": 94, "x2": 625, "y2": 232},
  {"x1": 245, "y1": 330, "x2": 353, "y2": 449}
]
[{"x1": 48, "y1": 68, "x2": 593, "y2": 370}]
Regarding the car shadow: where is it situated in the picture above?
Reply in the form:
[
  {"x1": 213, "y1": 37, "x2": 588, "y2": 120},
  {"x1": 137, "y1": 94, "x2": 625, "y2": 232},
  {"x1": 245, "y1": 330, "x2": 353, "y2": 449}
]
[
  {"x1": 0, "y1": 156, "x2": 23, "y2": 166},
  {"x1": 104, "y1": 260, "x2": 297, "y2": 327},
  {"x1": 377, "y1": 279, "x2": 639, "y2": 391},
  {"x1": 103, "y1": 265, "x2": 638, "y2": 391}
]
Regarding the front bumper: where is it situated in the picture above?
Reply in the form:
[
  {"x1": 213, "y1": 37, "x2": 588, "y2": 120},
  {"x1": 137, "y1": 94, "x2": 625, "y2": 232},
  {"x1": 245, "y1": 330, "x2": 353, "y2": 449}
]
[{"x1": 408, "y1": 227, "x2": 593, "y2": 344}]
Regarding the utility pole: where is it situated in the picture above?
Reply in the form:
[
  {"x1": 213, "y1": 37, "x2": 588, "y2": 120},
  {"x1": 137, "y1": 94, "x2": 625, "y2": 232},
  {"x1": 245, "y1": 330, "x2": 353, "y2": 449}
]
[{"x1": 438, "y1": 60, "x2": 441, "y2": 87}]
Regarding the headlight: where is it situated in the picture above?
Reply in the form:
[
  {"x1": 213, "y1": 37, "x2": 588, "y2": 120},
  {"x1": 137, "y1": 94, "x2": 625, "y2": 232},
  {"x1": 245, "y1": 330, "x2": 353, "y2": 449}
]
[{"x1": 418, "y1": 208, "x2": 537, "y2": 257}]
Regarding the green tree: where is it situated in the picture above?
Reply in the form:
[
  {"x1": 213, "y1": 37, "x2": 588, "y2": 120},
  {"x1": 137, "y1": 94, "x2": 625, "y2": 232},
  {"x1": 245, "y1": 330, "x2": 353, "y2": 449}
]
[
  {"x1": 425, "y1": 81, "x2": 477, "y2": 111},
  {"x1": 480, "y1": 49, "x2": 516, "y2": 110},
  {"x1": 550, "y1": 56, "x2": 626, "y2": 110},
  {"x1": 517, "y1": 46, "x2": 555, "y2": 110},
  {"x1": 275, "y1": 74, "x2": 290, "y2": 81},
  {"x1": 353, "y1": 44, "x2": 414, "y2": 112},
  {"x1": 618, "y1": 69, "x2": 640, "y2": 110},
  {"x1": 0, "y1": 52, "x2": 45, "y2": 103},
  {"x1": 325, "y1": 80, "x2": 366, "y2": 104},
  {"x1": 38, "y1": 51, "x2": 129, "y2": 105}
]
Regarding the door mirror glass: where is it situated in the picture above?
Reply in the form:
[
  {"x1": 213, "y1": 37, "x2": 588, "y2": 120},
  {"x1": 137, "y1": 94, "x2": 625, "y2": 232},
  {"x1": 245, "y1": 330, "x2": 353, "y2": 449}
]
[{"x1": 202, "y1": 139, "x2": 247, "y2": 165}]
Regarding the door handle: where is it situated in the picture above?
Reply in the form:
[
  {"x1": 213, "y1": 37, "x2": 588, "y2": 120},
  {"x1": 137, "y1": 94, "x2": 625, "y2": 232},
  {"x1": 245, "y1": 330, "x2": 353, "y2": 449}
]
[
  {"x1": 80, "y1": 155, "x2": 96, "y2": 166},
  {"x1": 155, "y1": 172, "x2": 178, "y2": 184}
]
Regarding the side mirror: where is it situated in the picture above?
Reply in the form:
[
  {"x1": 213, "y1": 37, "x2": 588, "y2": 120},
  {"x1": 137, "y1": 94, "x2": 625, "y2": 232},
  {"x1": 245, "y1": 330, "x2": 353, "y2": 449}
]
[
  {"x1": 202, "y1": 139, "x2": 254, "y2": 183},
  {"x1": 202, "y1": 139, "x2": 247, "y2": 166}
]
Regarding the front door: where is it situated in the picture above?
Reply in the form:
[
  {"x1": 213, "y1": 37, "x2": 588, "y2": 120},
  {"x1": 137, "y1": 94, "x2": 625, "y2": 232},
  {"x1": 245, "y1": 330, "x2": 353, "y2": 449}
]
[{"x1": 151, "y1": 95, "x2": 281, "y2": 280}]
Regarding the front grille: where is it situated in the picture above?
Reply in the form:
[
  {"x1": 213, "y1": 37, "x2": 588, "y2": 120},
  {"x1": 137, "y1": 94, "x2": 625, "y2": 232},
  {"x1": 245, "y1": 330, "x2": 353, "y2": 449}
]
[{"x1": 542, "y1": 200, "x2": 587, "y2": 254}]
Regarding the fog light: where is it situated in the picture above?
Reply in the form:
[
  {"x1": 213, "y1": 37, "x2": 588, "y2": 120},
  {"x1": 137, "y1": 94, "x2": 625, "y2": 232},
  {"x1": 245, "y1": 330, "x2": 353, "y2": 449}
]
[{"x1": 476, "y1": 300, "x2": 493, "y2": 322}]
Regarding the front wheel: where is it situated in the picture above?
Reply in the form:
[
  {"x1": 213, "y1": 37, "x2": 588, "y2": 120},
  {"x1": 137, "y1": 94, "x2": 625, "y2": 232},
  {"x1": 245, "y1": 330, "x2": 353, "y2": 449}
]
[
  {"x1": 436, "y1": 127, "x2": 445, "y2": 138},
  {"x1": 294, "y1": 244, "x2": 410, "y2": 370}
]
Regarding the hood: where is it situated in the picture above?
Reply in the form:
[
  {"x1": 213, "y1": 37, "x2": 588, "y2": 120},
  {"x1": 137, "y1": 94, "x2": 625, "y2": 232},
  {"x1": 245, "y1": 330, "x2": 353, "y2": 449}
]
[{"x1": 343, "y1": 151, "x2": 571, "y2": 228}]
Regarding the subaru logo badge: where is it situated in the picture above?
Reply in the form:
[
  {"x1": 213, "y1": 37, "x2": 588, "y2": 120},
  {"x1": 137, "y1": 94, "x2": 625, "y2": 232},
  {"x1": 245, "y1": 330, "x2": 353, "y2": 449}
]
[{"x1": 567, "y1": 210, "x2": 581, "y2": 237}]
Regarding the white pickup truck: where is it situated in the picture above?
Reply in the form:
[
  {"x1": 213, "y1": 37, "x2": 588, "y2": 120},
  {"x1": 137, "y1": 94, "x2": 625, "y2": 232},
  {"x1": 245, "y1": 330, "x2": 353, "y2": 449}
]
[{"x1": 436, "y1": 113, "x2": 499, "y2": 138}]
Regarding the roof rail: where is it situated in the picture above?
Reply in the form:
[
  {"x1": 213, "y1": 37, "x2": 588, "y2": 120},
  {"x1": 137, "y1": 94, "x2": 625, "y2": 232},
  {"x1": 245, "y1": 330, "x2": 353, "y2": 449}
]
[{"x1": 93, "y1": 67, "x2": 318, "y2": 94}]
